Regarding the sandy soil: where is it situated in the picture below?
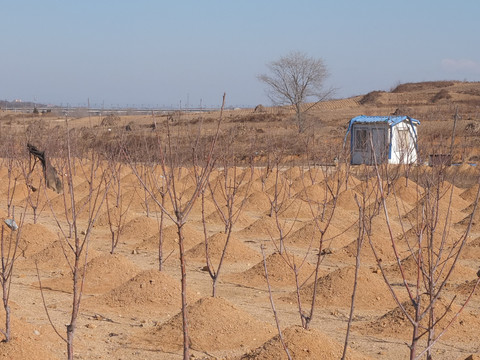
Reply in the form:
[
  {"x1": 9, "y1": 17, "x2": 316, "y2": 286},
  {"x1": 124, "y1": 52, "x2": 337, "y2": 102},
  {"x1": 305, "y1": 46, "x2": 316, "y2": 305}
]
[{"x1": 0, "y1": 160, "x2": 479, "y2": 360}]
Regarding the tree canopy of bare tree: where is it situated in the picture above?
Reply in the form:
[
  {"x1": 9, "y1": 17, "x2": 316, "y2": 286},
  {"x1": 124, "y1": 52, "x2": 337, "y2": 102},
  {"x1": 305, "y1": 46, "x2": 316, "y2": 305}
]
[{"x1": 258, "y1": 51, "x2": 331, "y2": 133}]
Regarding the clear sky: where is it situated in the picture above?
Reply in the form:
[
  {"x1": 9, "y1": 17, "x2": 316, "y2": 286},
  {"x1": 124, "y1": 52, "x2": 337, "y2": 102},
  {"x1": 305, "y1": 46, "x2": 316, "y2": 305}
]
[{"x1": 1, "y1": 1, "x2": 479, "y2": 108}]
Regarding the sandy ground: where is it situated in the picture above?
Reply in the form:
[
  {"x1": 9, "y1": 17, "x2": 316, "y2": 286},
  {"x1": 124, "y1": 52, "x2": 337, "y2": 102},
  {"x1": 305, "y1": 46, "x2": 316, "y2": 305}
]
[{"x1": 0, "y1": 161, "x2": 479, "y2": 360}]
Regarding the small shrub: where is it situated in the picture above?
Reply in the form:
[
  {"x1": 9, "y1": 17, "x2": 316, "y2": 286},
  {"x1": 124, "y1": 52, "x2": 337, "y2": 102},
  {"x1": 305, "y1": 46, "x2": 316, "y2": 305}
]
[
  {"x1": 101, "y1": 114, "x2": 120, "y2": 127},
  {"x1": 431, "y1": 89, "x2": 452, "y2": 103}
]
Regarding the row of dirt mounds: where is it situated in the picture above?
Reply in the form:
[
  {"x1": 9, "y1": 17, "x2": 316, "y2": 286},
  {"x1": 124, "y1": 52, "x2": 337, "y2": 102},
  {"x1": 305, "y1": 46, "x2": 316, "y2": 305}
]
[{"x1": 2, "y1": 159, "x2": 480, "y2": 359}]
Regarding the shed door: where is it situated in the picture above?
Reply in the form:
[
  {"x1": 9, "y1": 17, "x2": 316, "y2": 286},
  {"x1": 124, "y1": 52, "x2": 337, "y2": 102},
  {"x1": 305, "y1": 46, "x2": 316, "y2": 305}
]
[{"x1": 370, "y1": 128, "x2": 388, "y2": 163}]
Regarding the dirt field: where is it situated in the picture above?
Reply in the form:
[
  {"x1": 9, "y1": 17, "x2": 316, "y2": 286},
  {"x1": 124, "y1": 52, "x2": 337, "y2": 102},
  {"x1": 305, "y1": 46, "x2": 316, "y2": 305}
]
[{"x1": 1, "y1": 81, "x2": 480, "y2": 359}]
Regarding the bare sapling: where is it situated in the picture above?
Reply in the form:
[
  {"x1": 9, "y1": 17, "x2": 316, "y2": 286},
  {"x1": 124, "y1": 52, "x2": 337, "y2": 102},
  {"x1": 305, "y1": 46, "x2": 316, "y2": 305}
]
[
  {"x1": 128, "y1": 130, "x2": 172, "y2": 270},
  {"x1": 153, "y1": 192, "x2": 169, "y2": 271},
  {"x1": 296, "y1": 151, "x2": 346, "y2": 329},
  {"x1": 0, "y1": 135, "x2": 27, "y2": 342},
  {"x1": 104, "y1": 156, "x2": 132, "y2": 254},
  {"x1": 259, "y1": 151, "x2": 273, "y2": 192},
  {"x1": 341, "y1": 168, "x2": 379, "y2": 360},
  {"x1": 260, "y1": 160, "x2": 311, "y2": 301},
  {"x1": 140, "y1": 137, "x2": 173, "y2": 271},
  {"x1": 40, "y1": 119, "x2": 109, "y2": 360},
  {"x1": 150, "y1": 162, "x2": 170, "y2": 271},
  {"x1": 260, "y1": 244, "x2": 292, "y2": 360},
  {"x1": 369, "y1": 138, "x2": 480, "y2": 360},
  {"x1": 0, "y1": 203, "x2": 26, "y2": 342},
  {"x1": 201, "y1": 147, "x2": 254, "y2": 297},
  {"x1": 265, "y1": 153, "x2": 298, "y2": 254},
  {"x1": 140, "y1": 163, "x2": 152, "y2": 217},
  {"x1": 127, "y1": 94, "x2": 225, "y2": 360}
]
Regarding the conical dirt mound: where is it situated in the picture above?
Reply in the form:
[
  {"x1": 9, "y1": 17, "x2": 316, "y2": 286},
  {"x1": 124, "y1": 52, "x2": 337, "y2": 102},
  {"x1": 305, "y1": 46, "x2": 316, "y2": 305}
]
[
  {"x1": 384, "y1": 252, "x2": 475, "y2": 283},
  {"x1": 204, "y1": 209, "x2": 255, "y2": 229},
  {"x1": 276, "y1": 198, "x2": 312, "y2": 219},
  {"x1": 238, "y1": 216, "x2": 280, "y2": 239},
  {"x1": 285, "y1": 220, "x2": 354, "y2": 250},
  {"x1": 336, "y1": 188, "x2": 362, "y2": 211},
  {"x1": 18, "y1": 223, "x2": 57, "y2": 258},
  {"x1": 145, "y1": 296, "x2": 275, "y2": 352},
  {"x1": 461, "y1": 236, "x2": 480, "y2": 259},
  {"x1": 186, "y1": 232, "x2": 261, "y2": 266},
  {"x1": 240, "y1": 325, "x2": 371, "y2": 360},
  {"x1": 121, "y1": 215, "x2": 160, "y2": 243},
  {"x1": 40, "y1": 253, "x2": 140, "y2": 294},
  {"x1": 0, "y1": 313, "x2": 60, "y2": 360},
  {"x1": 243, "y1": 190, "x2": 272, "y2": 213},
  {"x1": 26, "y1": 239, "x2": 100, "y2": 271},
  {"x1": 227, "y1": 252, "x2": 317, "y2": 288},
  {"x1": 139, "y1": 222, "x2": 203, "y2": 252},
  {"x1": 460, "y1": 184, "x2": 480, "y2": 203},
  {"x1": 357, "y1": 293, "x2": 480, "y2": 342},
  {"x1": 94, "y1": 205, "x2": 135, "y2": 227},
  {"x1": 92, "y1": 269, "x2": 199, "y2": 315},
  {"x1": 389, "y1": 176, "x2": 423, "y2": 205},
  {"x1": 291, "y1": 266, "x2": 396, "y2": 310}
]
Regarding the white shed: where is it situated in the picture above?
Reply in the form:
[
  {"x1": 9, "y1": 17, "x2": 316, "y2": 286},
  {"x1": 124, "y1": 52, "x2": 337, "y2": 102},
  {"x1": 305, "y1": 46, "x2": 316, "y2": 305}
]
[{"x1": 345, "y1": 115, "x2": 420, "y2": 165}]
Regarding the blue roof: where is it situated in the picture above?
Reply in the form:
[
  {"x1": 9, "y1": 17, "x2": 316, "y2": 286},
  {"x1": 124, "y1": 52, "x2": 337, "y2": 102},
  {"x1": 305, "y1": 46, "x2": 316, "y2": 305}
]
[{"x1": 348, "y1": 115, "x2": 420, "y2": 127}]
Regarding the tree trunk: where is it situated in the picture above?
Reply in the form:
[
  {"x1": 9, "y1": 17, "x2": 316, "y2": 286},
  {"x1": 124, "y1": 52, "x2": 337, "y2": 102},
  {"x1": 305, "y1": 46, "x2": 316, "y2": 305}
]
[
  {"x1": 177, "y1": 221, "x2": 190, "y2": 360},
  {"x1": 67, "y1": 252, "x2": 81, "y2": 360},
  {"x1": 158, "y1": 196, "x2": 165, "y2": 271},
  {"x1": 2, "y1": 281, "x2": 10, "y2": 342},
  {"x1": 66, "y1": 324, "x2": 75, "y2": 360}
]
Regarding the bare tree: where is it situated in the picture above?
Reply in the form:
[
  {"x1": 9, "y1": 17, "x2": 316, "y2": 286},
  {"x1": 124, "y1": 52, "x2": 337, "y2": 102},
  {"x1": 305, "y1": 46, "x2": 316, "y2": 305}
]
[
  {"x1": 265, "y1": 156, "x2": 299, "y2": 254},
  {"x1": 104, "y1": 154, "x2": 132, "y2": 255},
  {"x1": 201, "y1": 151, "x2": 253, "y2": 297},
  {"x1": 258, "y1": 51, "x2": 332, "y2": 133}
]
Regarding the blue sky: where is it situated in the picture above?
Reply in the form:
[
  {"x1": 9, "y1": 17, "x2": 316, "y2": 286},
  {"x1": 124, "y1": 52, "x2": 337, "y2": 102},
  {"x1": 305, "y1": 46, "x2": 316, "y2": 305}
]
[{"x1": 1, "y1": 1, "x2": 479, "y2": 108}]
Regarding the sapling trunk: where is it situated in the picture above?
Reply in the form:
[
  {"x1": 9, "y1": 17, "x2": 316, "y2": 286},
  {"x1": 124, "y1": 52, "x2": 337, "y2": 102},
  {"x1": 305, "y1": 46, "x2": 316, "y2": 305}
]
[
  {"x1": 341, "y1": 194, "x2": 364, "y2": 360},
  {"x1": 176, "y1": 219, "x2": 190, "y2": 359},
  {"x1": 261, "y1": 245, "x2": 292, "y2": 360}
]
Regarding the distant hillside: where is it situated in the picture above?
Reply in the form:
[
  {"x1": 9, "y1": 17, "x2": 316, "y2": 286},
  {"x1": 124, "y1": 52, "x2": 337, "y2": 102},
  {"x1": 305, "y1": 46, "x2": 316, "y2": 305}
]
[{"x1": 358, "y1": 80, "x2": 480, "y2": 107}]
